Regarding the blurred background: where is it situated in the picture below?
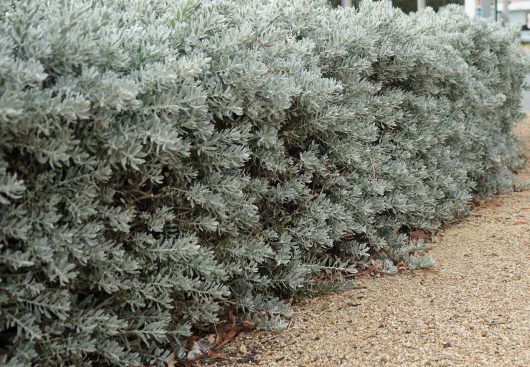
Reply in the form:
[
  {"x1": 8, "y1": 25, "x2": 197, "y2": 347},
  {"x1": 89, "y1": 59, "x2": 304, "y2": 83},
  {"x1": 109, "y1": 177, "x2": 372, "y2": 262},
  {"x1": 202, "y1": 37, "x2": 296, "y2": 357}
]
[
  {"x1": 330, "y1": 0, "x2": 530, "y2": 37},
  {"x1": 329, "y1": 0, "x2": 464, "y2": 13}
]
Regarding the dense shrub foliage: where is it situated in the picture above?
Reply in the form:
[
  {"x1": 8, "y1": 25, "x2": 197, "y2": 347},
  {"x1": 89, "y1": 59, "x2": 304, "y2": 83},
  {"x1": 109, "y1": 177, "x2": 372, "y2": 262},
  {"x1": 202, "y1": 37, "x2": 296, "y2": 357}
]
[{"x1": 0, "y1": 0, "x2": 526, "y2": 365}]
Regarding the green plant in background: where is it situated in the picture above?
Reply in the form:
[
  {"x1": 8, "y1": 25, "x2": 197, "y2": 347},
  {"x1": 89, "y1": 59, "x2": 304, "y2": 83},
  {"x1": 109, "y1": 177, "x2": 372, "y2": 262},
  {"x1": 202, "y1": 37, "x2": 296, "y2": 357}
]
[{"x1": 0, "y1": 0, "x2": 526, "y2": 366}]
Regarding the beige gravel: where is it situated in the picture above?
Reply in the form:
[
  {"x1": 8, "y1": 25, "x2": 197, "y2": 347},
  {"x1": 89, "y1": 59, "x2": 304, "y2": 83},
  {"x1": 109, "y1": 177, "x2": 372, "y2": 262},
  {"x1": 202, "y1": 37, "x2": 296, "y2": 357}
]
[{"x1": 199, "y1": 117, "x2": 530, "y2": 367}]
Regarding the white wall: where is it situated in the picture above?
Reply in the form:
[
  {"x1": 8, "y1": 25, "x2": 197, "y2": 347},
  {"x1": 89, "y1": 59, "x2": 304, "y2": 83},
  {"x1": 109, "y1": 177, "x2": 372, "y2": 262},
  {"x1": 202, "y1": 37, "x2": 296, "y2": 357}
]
[
  {"x1": 465, "y1": 0, "x2": 477, "y2": 16},
  {"x1": 511, "y1": 10, "x2": 528, "y2": 26}
]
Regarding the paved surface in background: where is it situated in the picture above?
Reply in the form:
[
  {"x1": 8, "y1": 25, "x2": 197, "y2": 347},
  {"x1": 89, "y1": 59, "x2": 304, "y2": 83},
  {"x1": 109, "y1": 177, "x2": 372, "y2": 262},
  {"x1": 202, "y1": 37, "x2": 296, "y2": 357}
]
[
  {"x1": 522, "y1": 76, "x2": 530, "y2": 112},
  {"x1": 200, "y1": 118, "x2": 530, "y2": 366}
]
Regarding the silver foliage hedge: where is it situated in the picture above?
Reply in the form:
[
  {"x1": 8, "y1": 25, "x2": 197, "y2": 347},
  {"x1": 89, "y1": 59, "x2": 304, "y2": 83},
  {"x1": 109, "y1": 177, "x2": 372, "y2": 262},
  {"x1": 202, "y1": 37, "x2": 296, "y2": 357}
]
[{"x1": 0, "y1": 0, "x2": 526, "y2": 365}]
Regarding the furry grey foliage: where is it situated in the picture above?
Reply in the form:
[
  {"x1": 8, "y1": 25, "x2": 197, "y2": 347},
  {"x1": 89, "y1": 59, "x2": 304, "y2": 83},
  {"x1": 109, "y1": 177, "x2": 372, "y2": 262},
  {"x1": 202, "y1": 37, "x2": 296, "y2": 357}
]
[{"x1": 0, "y1": 0, "x2": 526, "y2": 365}]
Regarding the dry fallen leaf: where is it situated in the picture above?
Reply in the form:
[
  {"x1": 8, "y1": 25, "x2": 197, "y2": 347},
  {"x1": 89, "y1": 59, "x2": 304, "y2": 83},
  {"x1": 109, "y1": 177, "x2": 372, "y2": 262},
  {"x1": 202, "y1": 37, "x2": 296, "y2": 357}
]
[
  {"x1": 217, "y1": 329, "x2": 238, "y2": 348},
  {"x1": 514, "y1": 219, "x2": 528, "y2": 225},
  {"x1": 167, "y1": 352, "x2": 175, "y2": 367},
  {"x1": 355, "y1": 261, "x2": 386, "y2": 277},
  {"x1": 242, "y1": 320, "x2": 256, "y2": 329},
  {"x1": 410, "y1": 230, "x2": 429, "y2": 241},
  {"x1": 239, "y1": 344, "x2": 247, "y2": 354},
  {"x1": 206, "y1": 350, "x2": 223, "y2": 360},
  {"x1": 176, "y1": 319, "x2": 253, "y2": 362}
]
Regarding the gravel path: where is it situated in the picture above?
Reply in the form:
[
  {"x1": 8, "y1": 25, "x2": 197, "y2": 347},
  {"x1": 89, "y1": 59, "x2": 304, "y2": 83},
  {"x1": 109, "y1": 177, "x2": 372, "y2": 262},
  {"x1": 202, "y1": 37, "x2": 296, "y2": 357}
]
[{"x1": 198, "y1": 116, "x2": 530, "y2": 367}]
